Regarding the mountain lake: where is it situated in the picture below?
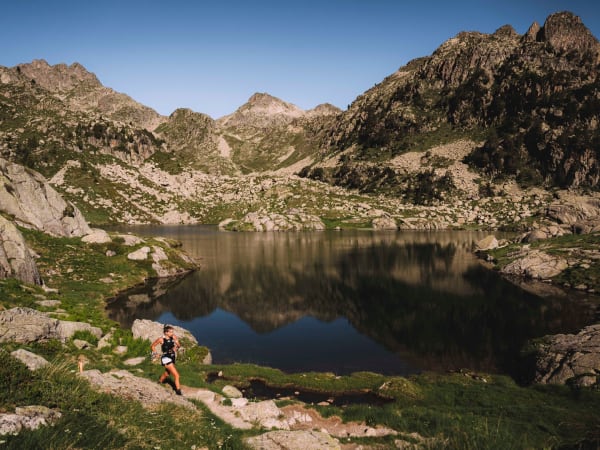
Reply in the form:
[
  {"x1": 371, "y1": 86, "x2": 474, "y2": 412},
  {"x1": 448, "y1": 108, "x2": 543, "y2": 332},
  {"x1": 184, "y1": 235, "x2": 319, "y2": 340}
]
[{"x1": 106, "y1": 226, "x2": 598, "y2": 380}]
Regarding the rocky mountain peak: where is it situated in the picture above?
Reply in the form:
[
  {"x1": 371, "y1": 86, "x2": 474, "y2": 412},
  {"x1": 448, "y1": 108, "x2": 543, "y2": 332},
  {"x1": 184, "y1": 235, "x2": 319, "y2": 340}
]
[
  {"x1": 539, "y1": 11, "x2": 599, "y2": 55},
  {"x1": 306, "y1": 103, "x2": 342, "y2": 117},
  {"x1": 16, "y1": 59, "x2": 101, "y2": 91},
  {"x1": 524, "y1": 21, "x2": 541, "y2": 42},
  {"x1": 218, "y1": 92, "x2": 305, "y2": 128},
  {"x1": 419, "y1": 25, "x2": 520, "y2": 89},
  {"x1": 169, "y1": 107, "x2": 213, "y2": 123},
  {"x1": 493, "y1": 24, "x2": 518, "y2": 38},
  {"x1": 244, "y1": 92, "x2": 304, "y2": 115}
]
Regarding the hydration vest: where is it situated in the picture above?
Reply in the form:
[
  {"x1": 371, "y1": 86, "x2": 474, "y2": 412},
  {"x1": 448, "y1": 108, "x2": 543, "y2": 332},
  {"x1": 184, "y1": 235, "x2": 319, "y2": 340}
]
[{"x1": 161, "y1": 336, "x2": 176, "y2": 356}]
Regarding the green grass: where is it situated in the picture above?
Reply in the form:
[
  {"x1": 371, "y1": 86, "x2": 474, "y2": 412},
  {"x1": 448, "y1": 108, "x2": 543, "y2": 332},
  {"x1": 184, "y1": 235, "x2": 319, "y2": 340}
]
[
  {"x1": 321, "y1": 217, "x2": 373, "y2": 229},
  {"x1": 186, "y1": 364, "x2": 600, "y2": 449},
  {"x1": 0, "y1": 351, "x2": 251, "y2": 449},
  {"x1": 15, "y1": 227, "x2": 196, "y2": 330},
  {"x1": 2, "y1": 211, "x2": 599, "y2": 448}
]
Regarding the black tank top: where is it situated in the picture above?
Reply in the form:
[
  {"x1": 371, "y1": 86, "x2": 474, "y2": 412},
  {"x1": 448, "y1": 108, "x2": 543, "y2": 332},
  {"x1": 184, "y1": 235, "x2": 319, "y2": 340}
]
[{"x1": 161, "y1": 336, "x2": 176, "y2": 355}]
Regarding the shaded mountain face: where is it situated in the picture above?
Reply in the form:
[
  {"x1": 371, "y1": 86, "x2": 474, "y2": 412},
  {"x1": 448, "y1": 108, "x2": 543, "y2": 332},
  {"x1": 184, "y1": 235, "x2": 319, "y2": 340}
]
[{"x1": 310, "y1": 11, "x2": 600, "y2": 191}]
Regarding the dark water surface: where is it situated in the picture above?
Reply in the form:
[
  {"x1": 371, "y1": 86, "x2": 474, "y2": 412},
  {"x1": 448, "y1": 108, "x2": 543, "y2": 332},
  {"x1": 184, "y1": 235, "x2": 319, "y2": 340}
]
[{"x1": 106, "y1": 226, "x2": 598, "y2": 378}]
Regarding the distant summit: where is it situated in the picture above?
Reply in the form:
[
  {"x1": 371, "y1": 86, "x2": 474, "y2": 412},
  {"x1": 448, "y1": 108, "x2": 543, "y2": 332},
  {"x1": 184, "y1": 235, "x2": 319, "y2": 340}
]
[
  {"x1": 307, "y1": 103, "x2": 342, "y2": 117},
  {"x1": 15, "y1": 59, "x2": 101, "y2": 91},
  {"x1": 218, "y1": 92, "x2": 305, "y2": 128},
  {"x1": 5, "y1": 59, "x2": 164, "y2": 131}
]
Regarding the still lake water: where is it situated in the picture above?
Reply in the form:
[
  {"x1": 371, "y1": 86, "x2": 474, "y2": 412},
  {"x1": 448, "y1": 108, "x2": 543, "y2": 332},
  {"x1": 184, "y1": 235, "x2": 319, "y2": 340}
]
[{"x1": 106, "y1": 226, "x2": 597, "y2": 378}]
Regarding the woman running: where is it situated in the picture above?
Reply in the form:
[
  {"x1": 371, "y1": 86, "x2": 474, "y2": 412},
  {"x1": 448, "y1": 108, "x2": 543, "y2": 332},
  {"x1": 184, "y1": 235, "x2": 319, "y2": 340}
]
[{"x1": 151, "y1": 325, "x2": 182, "y2": 395}]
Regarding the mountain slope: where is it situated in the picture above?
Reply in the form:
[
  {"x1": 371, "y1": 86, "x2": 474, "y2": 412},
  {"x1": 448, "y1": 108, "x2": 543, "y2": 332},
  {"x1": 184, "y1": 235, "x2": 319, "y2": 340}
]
[
  {"x1": 303, "y1": 11, "x2": 600, "y2": 194},
  {"x1": 15, "y1": 59, "x2": 165, "y2": 131},
  {"x1": 217, "y1": 93, "x2": 340, "y2": 173}
]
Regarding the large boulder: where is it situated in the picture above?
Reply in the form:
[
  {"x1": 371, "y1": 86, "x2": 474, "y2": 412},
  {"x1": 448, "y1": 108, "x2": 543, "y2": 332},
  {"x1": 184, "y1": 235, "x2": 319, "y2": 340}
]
[
  {"x1": 0, "y1": 307, "x2": 102, "y2": 343},
  {"x1": 10, "y1": 349, "x2": 49, "y2": 371},
  {"x1": 0, "y1": 158, "x2": 91, "y2": 237},
  {"x1": 81, "y1": 228, "x2": 112, "y2": 244},
  {"x1": 533, "y1": 324, "x2": 600, "y2": 387},
  {"x1": 0, "y1": 215, "x2": 42, "y2": 285},
  {"x1": 475, "y1": 235, "x2": 498, "y2": 251},
  {"x1": 131, "y1": 319, "x2": 198, "y2": 345}
]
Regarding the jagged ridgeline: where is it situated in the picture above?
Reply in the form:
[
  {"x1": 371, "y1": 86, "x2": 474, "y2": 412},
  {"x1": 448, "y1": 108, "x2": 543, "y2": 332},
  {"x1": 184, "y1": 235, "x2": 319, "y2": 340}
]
[
  {"x1": 303, "y1": 11, "x2": 600, "y2": 193},
  {"x1": 0, "y1": 59, "x2": 342, "y2": 223},
  {"x1": 0, "y1": 10, "x2": 598, "y2": 224}
]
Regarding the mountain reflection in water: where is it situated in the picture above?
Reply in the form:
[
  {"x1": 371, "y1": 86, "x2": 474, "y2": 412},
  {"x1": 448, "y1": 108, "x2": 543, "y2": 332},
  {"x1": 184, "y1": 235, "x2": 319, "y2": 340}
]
[{"x1": 106, "y1": 226, "x2": 597, "y2": 378}]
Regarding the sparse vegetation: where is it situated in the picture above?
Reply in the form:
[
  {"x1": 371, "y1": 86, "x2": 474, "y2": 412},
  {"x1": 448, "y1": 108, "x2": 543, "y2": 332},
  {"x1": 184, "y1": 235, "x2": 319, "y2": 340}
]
[{"x1": 1, "y1": 12, "x2": 600, "y2": 448}]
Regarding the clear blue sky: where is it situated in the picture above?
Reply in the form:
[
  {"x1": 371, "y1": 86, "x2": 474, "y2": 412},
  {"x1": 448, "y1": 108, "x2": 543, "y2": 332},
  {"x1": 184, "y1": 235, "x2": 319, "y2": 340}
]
[{"x1": 1, "y1": 0, "x2": 599, "y2": 119}]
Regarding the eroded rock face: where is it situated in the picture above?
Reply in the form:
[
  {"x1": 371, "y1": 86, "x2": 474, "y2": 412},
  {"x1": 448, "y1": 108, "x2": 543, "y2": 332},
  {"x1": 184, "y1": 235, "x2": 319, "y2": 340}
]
[
  {"x1": 0, "y1": 215, "x2": 42, "y2": 285},
  {"x1": 533, "y1": 324, "x2": 600, "y2": 387},
  {"x1": 0, "y1": 158, "x2": 91, "y2": 237}
]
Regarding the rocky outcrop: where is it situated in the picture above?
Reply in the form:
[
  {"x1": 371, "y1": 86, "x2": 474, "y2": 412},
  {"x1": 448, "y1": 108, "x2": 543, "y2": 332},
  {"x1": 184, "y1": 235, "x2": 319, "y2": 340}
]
[
  {"x1": 0, "y1": 158, "x2": 91, "y2": 237},
  {"x1": 10, "y1": 349, "x2": 49, "y2": 371},
  {"x1": 0, "y1": 307, "x2": 102, "y2": 343},
  {"x1": 572, "y1": 218, "x2": 600, "y2": 235},
  {"x1": 501, "y1": 249, "x2": 568, "y2": 280},
  {"x1": 81, "y1": 369, "x2": 193, "y2": 409},
  {"x1": 539, "y1": 11, "x2": 600, "y2": 56},
  {"x1": 0, "y1": 215, "x2": 42, "y2": 285},
  {"x1": 125, "y1": 243, "x2": 196, "y2": 278},
  {"x1": 474, "y1": 235, "x2": 498, "y2": 251},
  {"x1": 222, "y1": 210, "x2": 326, "y2": 232},
  {"x1": 131, "y1": 318, "x2": 198, "y2": 345},
  {"x1": 520, "y1": 225, "x2": 567, "y2": 243},
  {"x1": 546, "y1": 196, "x2": 600, "y2": 225},
  {"x1": 306, "y1": 103, "x2": 342, "y2": 118},
  {"x1": 0, "y1": 405, "x2": 61, "y2": 436},
  {"x1": 533, "y1": 324, "x2": 600, "y2": 387}
]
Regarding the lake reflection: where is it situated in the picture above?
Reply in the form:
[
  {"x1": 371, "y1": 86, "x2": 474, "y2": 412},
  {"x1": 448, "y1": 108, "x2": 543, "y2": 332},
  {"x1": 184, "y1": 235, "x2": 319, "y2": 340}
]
[{"x1": 106, "y1": 226, "x2": 597, "y2": 378}]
